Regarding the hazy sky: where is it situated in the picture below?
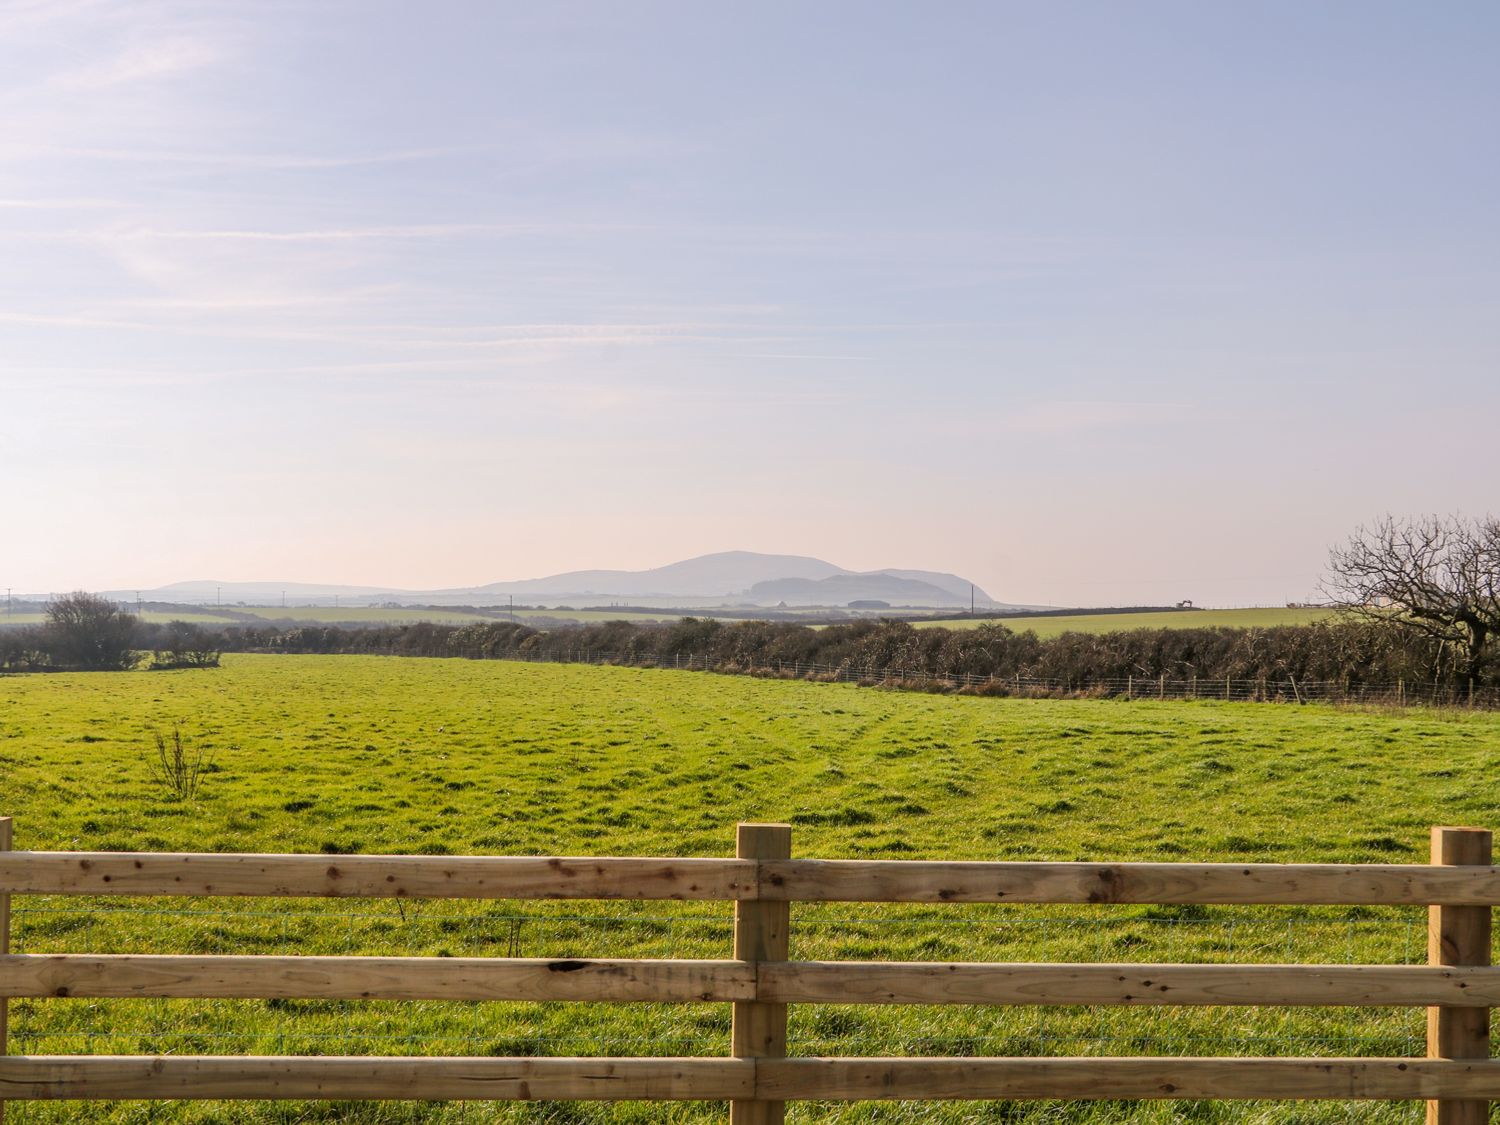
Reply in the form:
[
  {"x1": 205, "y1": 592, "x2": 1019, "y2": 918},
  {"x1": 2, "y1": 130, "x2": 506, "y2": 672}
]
[{"x1": 4, "y1": 1, "x2": 1497, "y2": 605}]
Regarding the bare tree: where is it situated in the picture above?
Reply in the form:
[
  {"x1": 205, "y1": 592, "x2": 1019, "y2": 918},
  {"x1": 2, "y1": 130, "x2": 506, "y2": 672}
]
[
  {"x1": 1324, "y1": 515, "x2": 1500, "y2": 684},
  {"x1": 44, "y1": 591, "x2": 138, "y2": 670}
]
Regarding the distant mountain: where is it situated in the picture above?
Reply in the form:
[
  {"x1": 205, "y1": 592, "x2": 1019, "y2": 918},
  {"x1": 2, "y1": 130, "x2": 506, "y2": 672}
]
[
  {"x1": 469, "y1": 552, "x2": 998, "y2": 605},
  {"x1": 471, "y1": 551, "x2": 843, "y2": 599},
  {"x1": 109, "y1": 551, "x2": 1009, "y2": 609},
  {"x1": 874, "y1": 568, "x2": 984, "y2": 603}
]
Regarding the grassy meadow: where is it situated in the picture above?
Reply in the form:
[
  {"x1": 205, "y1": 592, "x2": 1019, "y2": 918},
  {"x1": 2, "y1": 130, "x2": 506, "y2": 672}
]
[
  {"x1": 0, "y1": 612, "x2": 239, "y2": 627},
  {"x1": 1, "y1": 607, "x2": 717, "y2": 628},
  {"x1": 226, "y1": 607, "x2": 696, "y2": 625},
  {"x1": 1, "y1": 654, "x2": 1497, "y2": 1122},
  {"x1": 917, "y1": 608, "x2": 1336, "y2": 637}
]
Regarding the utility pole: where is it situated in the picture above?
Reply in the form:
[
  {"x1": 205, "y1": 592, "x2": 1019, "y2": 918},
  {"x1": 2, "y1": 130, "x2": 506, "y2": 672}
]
[
  {"x1": 970, "y1": 584, "x2": 975, "y2": 616},
  {"x1": 216, "y1": 586, "x2": 221, "y2": 607},
  {"x1": 509, "y1": 594, "x2": 514, "y2": 622}
]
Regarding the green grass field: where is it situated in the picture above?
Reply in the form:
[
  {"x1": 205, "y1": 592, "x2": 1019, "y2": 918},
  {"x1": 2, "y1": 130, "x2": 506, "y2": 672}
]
[
  {"x1": 2, "y1": 607, "x2": 697, "y2": 629},
  {"x1": 918, "y1": 607, "x2": 1336, "y2": 637},
  {"x1": 0, "y1": 611, "x2": 239, "y2": 627},
  {"x1": 227, "y1": 606, "x2": 508, "y2": 625},
  {"x1": 505, "y1": 609, "x2": 702, "y2": 623},
  {"x1": 1, "y1": 655, "x2": 1494, "y2": 1121}
]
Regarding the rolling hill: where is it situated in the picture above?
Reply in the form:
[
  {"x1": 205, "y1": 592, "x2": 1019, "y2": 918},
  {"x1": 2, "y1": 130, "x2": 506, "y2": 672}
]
[{"x1": 101, "y1": 552, "x2": 1005, "y2": 609}]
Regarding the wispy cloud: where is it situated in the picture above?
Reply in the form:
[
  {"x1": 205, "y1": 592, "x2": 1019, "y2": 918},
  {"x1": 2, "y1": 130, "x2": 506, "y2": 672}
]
[
  {"x1": 5, "y1": 143, "x2": 485, "y2": 170},
  {"x1": 0, "y1": 0, "x2": 118, "y2": 37},
  {"x1": 0, "y1": 308, "x2": 780, "y2": 351},
  {"x1": 76, "y1": 220, "x2": 624, "y2": 242},
  {"x1": 0, "y1": 196, "x2": 129, "y2": 209},
  {"x1": 50, "y1": 36, "x2": 220, "y2": 91}
]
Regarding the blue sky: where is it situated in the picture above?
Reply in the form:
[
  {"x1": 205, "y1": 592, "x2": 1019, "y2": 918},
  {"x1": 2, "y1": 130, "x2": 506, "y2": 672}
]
[{"x1": 4, "y1": 1, "x2": 1497, "y2": 604}]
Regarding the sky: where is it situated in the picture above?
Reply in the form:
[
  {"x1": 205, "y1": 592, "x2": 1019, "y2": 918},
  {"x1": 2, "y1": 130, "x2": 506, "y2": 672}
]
[{"x1": 3, "y1": 1, "x2": 1498, "y2": 606}]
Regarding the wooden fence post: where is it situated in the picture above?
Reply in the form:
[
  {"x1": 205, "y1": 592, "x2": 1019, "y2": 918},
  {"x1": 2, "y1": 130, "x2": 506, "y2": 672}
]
[
  {"x1": 731, "y1": 823, "x2": 791, "y2": 1124},
  {"x1": 1427, "y1": 825, "x2": 1492, "y2": 1125},
  {"x1": 1, "y1": 816, "x2": 10, "y2": 1125}
]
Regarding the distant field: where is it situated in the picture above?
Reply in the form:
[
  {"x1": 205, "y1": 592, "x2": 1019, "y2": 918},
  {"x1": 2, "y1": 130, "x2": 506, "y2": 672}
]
[
  {"x1": 515, "y1": 608, "x2": 697, "y2": 623},
  {"x1": 0, "y1": 606, "x2": 698, "y2": 628},
  {"x1": 0, "y1": 654, "x2": 1492, "y2": 1121},
  {"x1": 0, "y1": 610, "x2": 240, "y2": 626},
  {"x1": 235, "y1": 606, "x2": 704, "y2": 625},
  {"x1": 918, "y1": 606, "x2": 1336, "y2": 636},
  {"x1": 227, "y1": 605, "x2": 503, "y2": 625},
  {"x1": 2, "y1": 605, "x2": 1340, "y2": 635}
]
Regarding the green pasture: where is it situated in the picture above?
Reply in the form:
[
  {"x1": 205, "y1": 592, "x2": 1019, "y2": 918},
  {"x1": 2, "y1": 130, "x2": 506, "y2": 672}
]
[
  {"x1": 0, "y1": 611, "x2": 240, "y2": 627},
  {"x1": 0, "y1": 655, "x2": 1495, "y2": 1121},
  {"x1": 0, "y1": 607, "x2": 695, "y2": 629},
  {"x1": 183, "y1": 606, "x2": 693, "y2": 626},
  {"x1": 227, "y1": 606, "x2": 505, "y2": 625},
  {"x1": 919, "y1": 607, "x2": 1337, "y2": 637},
  {"x1": 511, "y1": 608, "x2": 699, "y2": 623}
]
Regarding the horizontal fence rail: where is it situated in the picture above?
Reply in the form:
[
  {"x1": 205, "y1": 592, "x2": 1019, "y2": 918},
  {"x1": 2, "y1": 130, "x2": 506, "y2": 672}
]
[
  {"x1": 0, "y1": 819, "x2": 1495, "y2": 1121},
  {"x1": 0, "y1": 852, "x2": 753, "y2": 900},
  {"x1": 4, "y1": 955, "x2": 1500, "y2": 1008},
  {"x1": 8, "y1": 853, "x2": 1500, "y2": 905},
  {"x1": 759, "y1": 859, "x2": 1500, "y2": 905},
  {"x1": 8, "y1": 1056, "x2": 1500, "y2": 1102}
]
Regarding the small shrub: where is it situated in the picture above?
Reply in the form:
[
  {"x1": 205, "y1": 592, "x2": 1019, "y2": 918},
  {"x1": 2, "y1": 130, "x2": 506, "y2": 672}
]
[{"x1": 145, "y1": 726, "x2": 213, "y2": 800}]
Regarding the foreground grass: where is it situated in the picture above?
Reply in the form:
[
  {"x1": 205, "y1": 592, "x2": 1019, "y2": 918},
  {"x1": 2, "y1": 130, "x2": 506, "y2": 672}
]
[
  {"x1": 916, "y1": 608, "x2": 1336, "y2": 636},
  {"x1": 1, "y1": 655, "x2": 1497, "y2": 1122}
]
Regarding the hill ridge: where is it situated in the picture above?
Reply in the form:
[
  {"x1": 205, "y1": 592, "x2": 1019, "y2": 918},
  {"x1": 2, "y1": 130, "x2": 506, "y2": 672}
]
[{"x1": 103, "y1": 551, "x2": 1004, "y2": 608}]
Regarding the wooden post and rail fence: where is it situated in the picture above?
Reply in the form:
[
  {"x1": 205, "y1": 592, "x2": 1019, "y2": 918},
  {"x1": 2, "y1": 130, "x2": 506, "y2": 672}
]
[{"x1": 0, "y1": 817, "x2": 1497, "y2": 1120}]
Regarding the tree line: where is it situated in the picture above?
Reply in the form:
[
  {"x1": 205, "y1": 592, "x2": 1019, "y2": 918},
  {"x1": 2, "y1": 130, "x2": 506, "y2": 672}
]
[
  {"x1": 2, "y1": 606, "x2": 1490, "y2": 691},
  {"x1": 98, "y1": 614, "x2": 1478, "y2": 689}
]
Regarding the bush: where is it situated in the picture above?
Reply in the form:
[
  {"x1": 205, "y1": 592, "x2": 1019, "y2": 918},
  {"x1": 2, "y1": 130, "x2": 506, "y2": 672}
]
[
  {"x1": 145, "y1": 726, "x2": 214, "y2": 799},
  {"x1": 147, "y1": 621, "x2": 221, "y2": 669}
]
